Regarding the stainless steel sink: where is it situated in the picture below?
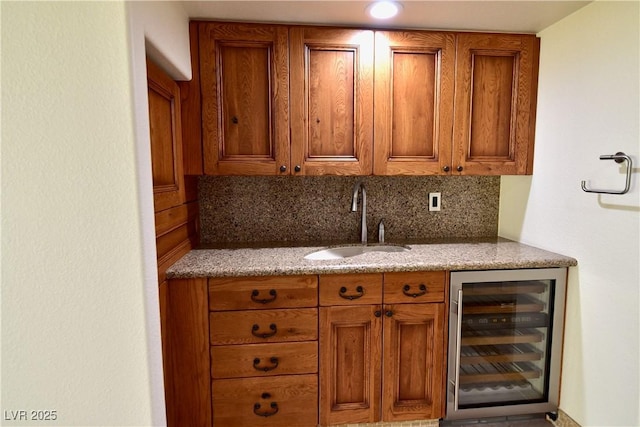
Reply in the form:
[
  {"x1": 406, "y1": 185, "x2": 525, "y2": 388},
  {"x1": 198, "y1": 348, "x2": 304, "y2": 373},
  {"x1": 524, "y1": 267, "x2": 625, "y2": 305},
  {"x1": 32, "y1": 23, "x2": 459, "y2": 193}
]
[{"x1": 304, "y1": 244, "x2": 410, "y2": 260}]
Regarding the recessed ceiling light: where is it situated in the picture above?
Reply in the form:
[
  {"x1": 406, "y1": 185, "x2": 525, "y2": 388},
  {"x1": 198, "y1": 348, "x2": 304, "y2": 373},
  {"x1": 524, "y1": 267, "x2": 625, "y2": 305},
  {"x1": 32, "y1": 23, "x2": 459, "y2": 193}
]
[{"x1": 367, "y1": 1, "x2": 402, "y2": 20}]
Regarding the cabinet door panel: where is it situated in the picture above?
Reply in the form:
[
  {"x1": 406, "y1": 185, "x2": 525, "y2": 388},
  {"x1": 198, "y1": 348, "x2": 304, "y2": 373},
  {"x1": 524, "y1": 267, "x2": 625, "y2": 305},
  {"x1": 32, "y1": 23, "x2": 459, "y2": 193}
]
[
  {"x1": 308, "y1": 49, "x2": 355, "y2": 158},
  {"x1": 374, "y1": 31, "x2": 455, "y2": 175},
  {"x1": 147, "y1": 59, "x2": 185, "y2": 212},
  {"x1": 453, "y1": 33, "x2": 539, "y2": 175},
  {"x1": 219, "y1": 44, "x2": 271, "y2": 156},
  {"x1": 290, "y1": 27, "x2": 374, "y2": 175},
  {"x1": 320, "y1": 305, "x2": 382, "y2": 425},
  {"x1": 200, "y1": 22, "x2": 289, "y2": 175},
  {"x1": 382, "y1": 303, "x2": 445, "y2": 421}
]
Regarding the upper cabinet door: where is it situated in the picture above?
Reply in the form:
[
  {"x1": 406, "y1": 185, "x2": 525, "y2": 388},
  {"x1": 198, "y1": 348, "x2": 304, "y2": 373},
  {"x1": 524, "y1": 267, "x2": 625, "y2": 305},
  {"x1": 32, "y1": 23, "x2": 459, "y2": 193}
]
[
  {"x1": 147, "y1": 59, "x2": 186, "y2": 212},
  {"x1": 290, "y1": 27, "x2": 374, "y2": 175},
  {"x1": 373, "y1": 31, "x2": 455, "y2": 175},
  {"x1": 453, "y1": 33, "x2": 539, "y2": 175},
  {"x1": 199, "y1": 23, "x2": 290, "y2": 175}
]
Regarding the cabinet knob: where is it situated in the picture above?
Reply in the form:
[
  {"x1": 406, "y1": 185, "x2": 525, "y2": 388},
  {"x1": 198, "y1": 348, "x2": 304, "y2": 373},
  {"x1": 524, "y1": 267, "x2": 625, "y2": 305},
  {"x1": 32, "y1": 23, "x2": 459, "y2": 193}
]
[
  {"x1": 385, "y1": 310, "x2": 393, "y2": 317},
  {"x1": 232, "y1": 116, "x2": 239, "y2": 124},
  {"x1": 443, "y1": 166, "x2": 450, "y2": 172},
  {"x1": 457, "y1": 165, "x2": 463, "y2": 172},
  {"x1": 294, "y1": 165, "x2": 301, "y2": 172},
  {"x1": 374, "y1": 310, "x2": 382, "y2": 318},
  {"x1": 279, "y1": 165, "x2": 287, "y2": 173}
]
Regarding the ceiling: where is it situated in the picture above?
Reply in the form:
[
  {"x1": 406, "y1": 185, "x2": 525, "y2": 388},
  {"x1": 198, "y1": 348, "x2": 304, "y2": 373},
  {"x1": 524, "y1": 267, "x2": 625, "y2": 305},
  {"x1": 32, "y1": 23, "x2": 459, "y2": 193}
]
[{"x1": 182, "y1": 1, "x2": 591, "y2": 34}]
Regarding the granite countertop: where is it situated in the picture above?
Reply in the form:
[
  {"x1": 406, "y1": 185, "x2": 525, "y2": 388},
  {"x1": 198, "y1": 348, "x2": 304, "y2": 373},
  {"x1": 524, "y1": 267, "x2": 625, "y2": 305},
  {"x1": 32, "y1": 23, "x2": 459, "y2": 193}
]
[{"x1": 166, "y1": 238, "x2": 577, "y2": 279}]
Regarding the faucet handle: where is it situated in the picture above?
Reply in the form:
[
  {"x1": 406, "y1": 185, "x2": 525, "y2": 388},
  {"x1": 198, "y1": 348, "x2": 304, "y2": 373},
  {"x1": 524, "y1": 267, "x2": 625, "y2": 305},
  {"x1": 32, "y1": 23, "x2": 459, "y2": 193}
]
[{"x1": 378, "y1": 219, "x2": 385, "y2": 244}]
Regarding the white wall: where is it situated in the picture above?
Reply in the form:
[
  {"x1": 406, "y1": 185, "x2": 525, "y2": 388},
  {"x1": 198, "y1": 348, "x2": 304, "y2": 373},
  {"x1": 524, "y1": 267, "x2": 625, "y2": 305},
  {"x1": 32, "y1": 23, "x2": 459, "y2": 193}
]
[
  {"x1": 1, "y1": 1, "x2": 189, "y2": 425},
  {"x1": 499, "y1": 2, "x2": 640, "y2": 426}
]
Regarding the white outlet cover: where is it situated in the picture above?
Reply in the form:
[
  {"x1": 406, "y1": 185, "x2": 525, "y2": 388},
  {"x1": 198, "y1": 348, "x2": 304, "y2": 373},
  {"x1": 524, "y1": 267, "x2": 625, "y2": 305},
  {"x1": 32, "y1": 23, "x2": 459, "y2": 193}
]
[{"x1": 429, "y1": 192, "x2": 441, "y2": 211}]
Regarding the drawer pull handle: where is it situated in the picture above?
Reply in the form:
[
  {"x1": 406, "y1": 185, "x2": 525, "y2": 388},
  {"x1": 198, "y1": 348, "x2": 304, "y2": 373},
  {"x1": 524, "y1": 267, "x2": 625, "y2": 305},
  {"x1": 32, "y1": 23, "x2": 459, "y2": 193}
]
[
  {"x1": 339, "y1": 285, "x2": 364, "y2": 300},
  {"x1": 253, "y1": 402, "x2": 279, "y2": 417},
  {"x1": 251, "y1": 289, "x2": 277, "y2": 304},
  {"x1": 251, "y1": 323, "x2": 277, "y2": 339},
  {"x1": 253, "y1": 357, "x2": 279, "y2": 372},
  {"x1": 403, "y1": 284, "x2": 427, "y2": 298}
]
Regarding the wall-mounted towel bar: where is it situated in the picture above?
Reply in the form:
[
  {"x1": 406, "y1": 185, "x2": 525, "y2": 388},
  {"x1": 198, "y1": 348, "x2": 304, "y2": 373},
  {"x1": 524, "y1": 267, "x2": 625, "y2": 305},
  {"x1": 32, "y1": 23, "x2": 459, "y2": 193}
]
[{"x1": 581, "y1": 152, "x2": 633, "y2": 195}]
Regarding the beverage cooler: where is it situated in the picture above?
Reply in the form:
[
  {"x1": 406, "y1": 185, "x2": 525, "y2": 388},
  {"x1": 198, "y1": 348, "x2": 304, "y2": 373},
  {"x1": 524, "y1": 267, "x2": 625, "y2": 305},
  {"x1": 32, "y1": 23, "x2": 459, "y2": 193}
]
[{"x1": 446, "y1": 268, "x2": 567, "y2": 421}]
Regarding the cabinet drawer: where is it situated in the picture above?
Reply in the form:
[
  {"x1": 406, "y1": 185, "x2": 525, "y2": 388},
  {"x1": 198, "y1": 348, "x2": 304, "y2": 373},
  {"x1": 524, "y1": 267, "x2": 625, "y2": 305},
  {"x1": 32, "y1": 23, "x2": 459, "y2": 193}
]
[
  {"x1": 210, "y1": 308, "x2": 318, "y2": 345},
  {"x1": 320, "y1": 274, "x2": 383, "y2": 306},
  {"x1": 383, "y1": 271, "x2": 446, "y2": 303},
  {"x1": 209, "y1": 275, "x2": 318, "y2": 311},
  {"x1": 212, "y1": 374, "x2": 318, "y2": 427},
  {"x1": 211, "y1": 342, "x2": 318, "y2": 379}
]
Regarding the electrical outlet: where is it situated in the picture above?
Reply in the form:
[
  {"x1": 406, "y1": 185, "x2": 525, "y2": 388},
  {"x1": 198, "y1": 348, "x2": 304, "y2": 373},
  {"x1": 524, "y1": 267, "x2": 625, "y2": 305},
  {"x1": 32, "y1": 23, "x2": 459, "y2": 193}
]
[{"x1": 429, "y1": 192, "x2": 441, "y2": 212}]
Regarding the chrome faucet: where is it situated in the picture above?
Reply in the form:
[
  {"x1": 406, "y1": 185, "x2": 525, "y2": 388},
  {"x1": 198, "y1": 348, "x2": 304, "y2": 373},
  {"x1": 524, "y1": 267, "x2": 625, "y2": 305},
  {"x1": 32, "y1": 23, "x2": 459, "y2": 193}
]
[{"x1": 351, "y1": 181, "x2": 367, "y2": 245}]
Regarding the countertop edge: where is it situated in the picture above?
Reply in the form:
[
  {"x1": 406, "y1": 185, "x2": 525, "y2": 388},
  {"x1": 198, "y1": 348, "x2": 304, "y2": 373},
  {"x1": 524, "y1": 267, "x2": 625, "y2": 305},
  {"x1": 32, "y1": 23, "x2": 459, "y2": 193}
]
[{"x1": 165, "y1": 240, "x2": 578, "y2": 279}]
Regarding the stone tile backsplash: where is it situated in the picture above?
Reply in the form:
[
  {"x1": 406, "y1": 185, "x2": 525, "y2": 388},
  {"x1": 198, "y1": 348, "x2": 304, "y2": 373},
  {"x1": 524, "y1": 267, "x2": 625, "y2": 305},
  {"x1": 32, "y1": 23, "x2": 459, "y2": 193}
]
[{"x1": 199, "y1": 176, "x2": 500, "y2": 245}]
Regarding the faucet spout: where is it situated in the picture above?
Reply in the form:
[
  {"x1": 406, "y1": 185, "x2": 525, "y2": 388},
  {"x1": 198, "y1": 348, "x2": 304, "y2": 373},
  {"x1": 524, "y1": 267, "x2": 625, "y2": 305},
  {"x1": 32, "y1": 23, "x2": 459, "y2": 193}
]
[{"x1": 350, "y1": 181, "x2": 367, "y2": 245}]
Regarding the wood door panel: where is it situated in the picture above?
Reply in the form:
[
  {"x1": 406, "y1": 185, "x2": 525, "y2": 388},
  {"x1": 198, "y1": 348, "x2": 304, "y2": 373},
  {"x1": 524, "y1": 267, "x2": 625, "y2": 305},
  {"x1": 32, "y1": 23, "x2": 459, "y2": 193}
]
[
  {"x1": 147, "y1": 59, "x2": 185, "y2": 212},
  {"x1": 209, "y1": 275, "x2": 318, "y2": 311},
  {"x1": 320, "y1": 305, "x2": 382, "y2": 425},
  {"x1": 469, "y1": 54, "x2": 515, "y2": 159},
  {"x1": 391, "y1": 51, "x2": 436, "y2": 157},
  {"x1": 373, "y1": 31, "x2": 455, "y2": 175},
  {"x1": 219, "y1": 43, "x2": 271, "y2": 157},
  {"x1": 200, "y1": 22, "x2": 289, "y2": 175},
  {"x1": 382, "y1": 303, "x2": 445, "y2": 421},
  {"x1": 453, "y1": 33, "x2": 539, "y2": 175},
  {"x1": 210, "y1": 308, "x2": 318, "y2": 345},
  {"x1": 308, "y1": 49, "x2": 356, "y2": 158},
  {"x1": 211, "y1": 341, "x2": 318, "y2": 379},
  {"x1": 290, "y1": 27, "x2": 373, "y2": 175},
  {"x1": 212, "y1": 375, "x2": 318, "y2": 427}
]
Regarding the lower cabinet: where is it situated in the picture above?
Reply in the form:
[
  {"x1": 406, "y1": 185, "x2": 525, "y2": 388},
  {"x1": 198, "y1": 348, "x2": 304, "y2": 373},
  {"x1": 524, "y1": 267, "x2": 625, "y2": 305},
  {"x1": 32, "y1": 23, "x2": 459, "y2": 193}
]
[
  {"x1": 164, "y1": 272, "x2": 447, "y2": 427},
  {"x1": 320, "y1": 272, "x2": 447, "y2": 425}
]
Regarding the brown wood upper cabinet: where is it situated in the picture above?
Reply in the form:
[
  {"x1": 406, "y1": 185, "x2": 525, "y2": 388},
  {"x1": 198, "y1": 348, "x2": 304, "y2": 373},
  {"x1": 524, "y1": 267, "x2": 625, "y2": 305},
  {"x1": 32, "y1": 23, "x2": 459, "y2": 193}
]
[
  {"x1": 147, "y1": 59, "x2": 186, "y2": 211},
  {"x1": 373, "y1": 31, "x2": 455, "y2": 175},
  {"x1": 191, "y1": 22, "x2": 539, "y2": 176},
  {"x1": 290, "y1": 27, "x2": 374, "y2": 175},
  {"x1": 453, "y1": 33, "x2": 539, "y2": 175},
  {"x1": 199, "y1": 22, "x2": 290, "y2": 175}
]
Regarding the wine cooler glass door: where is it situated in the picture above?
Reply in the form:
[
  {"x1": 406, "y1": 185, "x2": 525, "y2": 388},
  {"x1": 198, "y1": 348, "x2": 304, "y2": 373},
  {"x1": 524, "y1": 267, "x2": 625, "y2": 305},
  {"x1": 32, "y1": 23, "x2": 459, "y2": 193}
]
[{"x1": 447, "y1": 268, "x2": 567, "y2": 420}]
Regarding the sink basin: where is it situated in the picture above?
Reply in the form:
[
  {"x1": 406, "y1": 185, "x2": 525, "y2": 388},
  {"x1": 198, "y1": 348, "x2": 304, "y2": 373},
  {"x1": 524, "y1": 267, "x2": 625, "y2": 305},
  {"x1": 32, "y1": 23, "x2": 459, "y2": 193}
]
[{"x1": 304, "y1": 245, "x2": 410, "y2": 260}]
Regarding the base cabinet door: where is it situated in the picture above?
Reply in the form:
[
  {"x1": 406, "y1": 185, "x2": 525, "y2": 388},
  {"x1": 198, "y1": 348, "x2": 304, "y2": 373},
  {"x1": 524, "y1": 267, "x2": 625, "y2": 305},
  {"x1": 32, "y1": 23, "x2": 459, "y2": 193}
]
[
  {"x1": 382, "y1": 303, "x2": 445, "y2": 421},
  {"x1": 320, "y1": 305, "x2": 382, "y2": 425}
]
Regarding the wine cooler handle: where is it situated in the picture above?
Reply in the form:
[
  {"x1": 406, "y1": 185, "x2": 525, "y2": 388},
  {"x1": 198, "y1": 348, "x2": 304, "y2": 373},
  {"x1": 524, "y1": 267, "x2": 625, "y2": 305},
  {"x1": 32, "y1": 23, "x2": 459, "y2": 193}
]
[{"x1": 454, "y1": 288, "x2": 463, "y2": 411}]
